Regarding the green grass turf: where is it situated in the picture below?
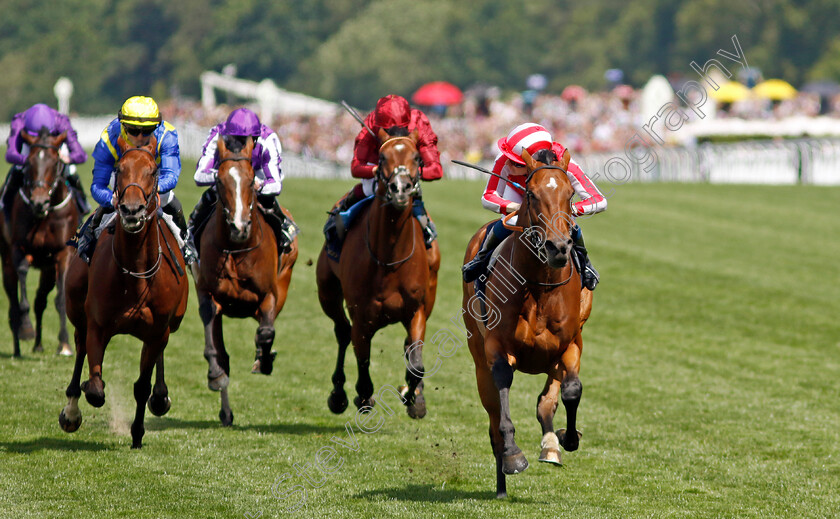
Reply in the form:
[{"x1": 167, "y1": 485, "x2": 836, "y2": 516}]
[{"x1": 1, "y1": 161, "x2": 839, "y2": 518}]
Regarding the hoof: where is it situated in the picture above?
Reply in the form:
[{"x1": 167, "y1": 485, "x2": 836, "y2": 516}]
[
  {"x1": 502, "y1": 451, "x2": 529, "y2": 475},
  {"x1": 496, "y1": 491, "x2": 508, "y2": 499},
  {"x1": 80, "y1": 379, "x2": 106, "y2": 408},
  {"x1": 406, "y1": 393, "x2": 426, "y2": 419},
  {"x1": 131, "y1": 441, "x2": 143, "y2": 449},
  {"x1": 327, "y1": 390, "x2": 348, "y2": 414},
  {"x1": 18, "y1": 322, "x2": 35, "y2": 341},
  {"x1": 354, "y1": 395, "x2": 375, "y2": 410},
  {"x1": 32, "y1": 343, "x2": 44, "y2": 353},
  {"x1": 208, "y1": 373, "x2": 229, "y2": 392},
  {"x1": 56, "y1": 343, "x2": 73, "y2": 357},
  {"x1": 147, "y1": 394, "x2": 171, "y2": 417},
  {"x1": 538, "y1": 448, "x2": 562, "y2": 465},
  {"x1": 557, "y1": 428, "x2": 583, "y2": 452},
  {"x1": 251, "y1": 351, "x2": 277, "y2": 375},
  {"x1": 59, "y1": 409, "x2": 82, "y2": 433},
  {"x1": 219, "y1": 409, "x2": 234, "y2": 426}
]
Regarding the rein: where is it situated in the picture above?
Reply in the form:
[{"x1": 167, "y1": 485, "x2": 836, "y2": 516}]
[
  {"x1": 364, "y1": 211, "x2": 416, "y2": 268},
  {"x1": 111, "y1": 220, "x2": 163, "y2": 279}
]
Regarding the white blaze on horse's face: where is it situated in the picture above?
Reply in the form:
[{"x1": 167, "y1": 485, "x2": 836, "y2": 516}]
[
  {"x1": 547, "y1": 177, "x2": 558, "y2": 190},
  {"x1": 229, "y1": 166, "x2": 247, "y2": 231}
]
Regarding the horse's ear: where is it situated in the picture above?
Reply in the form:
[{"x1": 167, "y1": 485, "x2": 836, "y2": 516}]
[
  {"x1": 377, "y1": 128, "x2": 389, "y2": 143},
  {"x1": 53, "y1": 131, "x2": 67, "y2": 148},
  {"x1": 521, "y1": 149, "x2": 537, "y2": 171},
  {"x1": 145, "y1": 135, "x2": 158, "y2": 157},
  {"x1": 409, "y1": 128, "x2": 419, "y2": 143},
  {"x1": 558, "y1": 148, "x2": 570, "y2": 171},
  {"x1": 218, "y1": 135, "x2": 229, "y2": 156},
  {"x1": 20, "y1": 132, "x2": 37, "y2": 146},
  {"x1": 117, "y1": 136, "x2": 129, "y2": 154},
  {"x1": 244, "y1": 135, "x2": 255, "y2": 156}
]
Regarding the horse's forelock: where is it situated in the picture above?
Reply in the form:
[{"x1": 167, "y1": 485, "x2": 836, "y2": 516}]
[
  {"x1": 384, "y1": 126, "x2": 410, "y2": 138},
  {"x1": 533, "y1": 148, "x2": 558, "y2": 165},
  {"x1": 223, "y1": 135, "x2": 248, "y2": 154}
]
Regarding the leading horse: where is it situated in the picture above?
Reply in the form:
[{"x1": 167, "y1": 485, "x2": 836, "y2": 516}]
[
  {"x1": 462, "y1": 148, "x2": 594, "y2": 498},
  {"x1": 192, "y1": 135, "x2": 298, "y2": 426},
  {"x1": 317, "y1": 128, "x2": 440, "y2": 418},
  {"x1": 59, "y1": 136, "x2": 189, "y2": 449},
  {"x1": 0, "y1": 127, "x2": 80, "y2": 356}
]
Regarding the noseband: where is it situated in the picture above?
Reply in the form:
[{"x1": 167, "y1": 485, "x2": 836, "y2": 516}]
[
  {"x1": 376, "y1": 137, "x2": 420, "y2": 203},
  {"x1": 20, "y1": 143, "x2": 70, "y2": 214}
]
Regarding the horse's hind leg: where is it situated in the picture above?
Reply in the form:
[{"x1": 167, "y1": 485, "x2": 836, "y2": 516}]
[
  {"x1": 14, "y1": 250, "x2": 34, "y2": 341},
  {"x1": 59, "y1": 326, "x2": 87, "y2": 433},
  {"x1": 317, "y1": 251, "x2": 352, "y2": 414},
  {"x1": 491, "y1": 355, "x2": 528, "y2": 475},
  {"x1": 147, "y1": 354, "x2": 171, "y2": 417},
  {"x1": 132, "y1": 338, "x2": 166, "y2": 449},
  {"x1": 32, "y1": 266, "x2": 57, "y2": 353},
  {"x1": 54, "y1": 250, "x2": 72, "y2": 356},
  {"x1": 251, "y1": 294, "x2": 278, "y2": 376},
  {"x1": 557, "y1": 341, "x2": 583, "y2": 452},
  {"x1": 536, "y1": 375, "x2": 563, "y2": 465}
]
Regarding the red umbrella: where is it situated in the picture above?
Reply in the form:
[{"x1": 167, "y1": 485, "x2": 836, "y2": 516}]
[
  {"x1": 412, "y1": 81, "x2": 464, "y2": 106},
  {"x1": 561, "y1": 85, "x2": 587, "y2": 102},
  {"x1": 612, "y1": 84, "x2": 635, "y2": 99}
]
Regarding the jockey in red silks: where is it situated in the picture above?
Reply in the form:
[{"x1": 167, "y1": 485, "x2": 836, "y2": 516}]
[
  {"x1": 324, "y1": 94, "x2": 442, "y2": 249},
  {"x1": 462, "y1": 123, "x2": 607, "y2": 290},
  {"x1": 188, "y1": 107, "x2": 298, "y2": 255},
  {"x1": 1, "y1": 103, "x2": 90, "y2": 217}
]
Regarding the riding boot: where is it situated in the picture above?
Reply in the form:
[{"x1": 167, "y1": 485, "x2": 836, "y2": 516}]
[
  {"x1": 412, "y1": 197, "x2": 437, "y2": 249},
  {"x1": 258, "y1": 195, "x2": 297, "y2": 254},
  {"x1": 323, "y1": 184, "x2": 366, "y2": 246},
  {"x1": 188, "y1": 187, "x2": 218, "y2": 253},
  {"x1": 571, "y1": 224, "x2": 599, "y2": 290},
  {"x1": 462, "y1": 221, "x2": 507, "y2": 283},
  {"x1": 65, "y1": 171, "x2": 91, "y2": 215},
  {"x1": 74, "y1": 206, "x2": 107, "y2": 264},
  {"x1": 164, "y1": 197, "x2": 197, "y2": 265},
  {"x1": 0, "y1": 165, "x2": 23, "y2": 219}
]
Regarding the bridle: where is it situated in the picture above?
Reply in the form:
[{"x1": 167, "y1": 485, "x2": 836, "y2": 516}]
[
  {"x1": 115, "y1": 146, "x2": 160, "y2": 233},
  {"x1": 375, "y1": 136, "x2": 421, "y2": 204},
  {"x1": 20, "y1": 142, "x2": 71, "y2": 214},
  {"x1": 215, "y1": 155, "x2": 261, "y2": 254}
]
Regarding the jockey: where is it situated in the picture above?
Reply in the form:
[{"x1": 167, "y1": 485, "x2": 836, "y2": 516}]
[
  {"x1": 1, "y1": 103, "x2": 90, "y2": 217},
  {"x1": 73, "y1": 95, "x2": 197, "y2": 264},
  {"x1": 189, "y1": 108, "x2": 297, "y2": 254},
  {"x1": 462, "y1": 123, "x2": 607, "y2": 289},
  {"x1": 324, "y1": 94, "x2": 442, "y2": 249}
]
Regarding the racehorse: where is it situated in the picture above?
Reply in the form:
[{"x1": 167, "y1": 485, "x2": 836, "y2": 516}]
[
  {"x1": 192, "y1": 135, "x2": 298, "y2": 426},
  {"x1": 59, "y1": 136, "x2": 189, "y2": 449},
  {"x1": 0, "y1": 127, "x2": 80, "y2": 357},
  {"x1": 316, "y1": 128, "x2": 441, "y2": 419},
  {"x1": 462, "y1": 147, "x2": 594, "y2": 498}
]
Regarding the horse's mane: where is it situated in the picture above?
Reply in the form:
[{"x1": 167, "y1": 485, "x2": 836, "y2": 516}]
[
  {"x1": 223, "y1": 135, "x2": 250, "y2": 154},
  {"x1": 383, "y1": 126, "x2": 410, "y2": 137},
  {"x1": 36, "y1": 126, "x2": 51, "y2": 141}
]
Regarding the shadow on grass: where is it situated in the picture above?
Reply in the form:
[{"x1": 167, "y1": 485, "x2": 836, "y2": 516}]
[
  {"x1": 146, "y1": 417, "x2": 346, "y2": 435},
  {"x1": 0, "y1": 351, "x2": 41, "y2": 361},
  {"x1": 0, "y1": 436, "x2": 109, "y2": 453},
  {"x1": 355, "y1": 483, "x2": 542, "y2": 503}
]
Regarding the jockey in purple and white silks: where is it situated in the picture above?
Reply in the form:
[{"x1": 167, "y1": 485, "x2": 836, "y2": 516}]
[
  {"x1": 188, "y1": 108, "x2": 297, "y2": 255},
  {"x1": 1, "y1": 103, "x2": 90, "y2": 216}
]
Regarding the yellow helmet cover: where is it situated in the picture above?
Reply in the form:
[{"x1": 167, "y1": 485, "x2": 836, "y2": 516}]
[{"x1": 118, "y1": 96, "x2": 161, "y2": 126}]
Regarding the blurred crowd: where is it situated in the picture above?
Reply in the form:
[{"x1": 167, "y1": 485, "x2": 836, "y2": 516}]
[{"x1": 159, "y1": 84, "x2": 840, "y2": 166}]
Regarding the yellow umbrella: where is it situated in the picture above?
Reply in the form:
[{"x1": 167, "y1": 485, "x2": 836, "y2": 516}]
[
  {"x1": 753, "y1": 79, "x2": 798, "y2": 100},
  {"x1": 709, "y1": 81, "x2": 750, "y2": 103}
]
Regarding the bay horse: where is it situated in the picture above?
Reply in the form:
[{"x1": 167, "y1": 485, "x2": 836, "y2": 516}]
[
  {"x1": 59, "y1": 136, "x2": 189, "y2": 449},
  {"x1": 192, "y1": 135, "x2": 298, "y2": 426},
  {"x1": 462, "y1": 148, "x2": 594, "y2": 498},
  {"x1": 316, "y1": 128, "x2": 440, "y2": 418},
  {"x1": 0, "y1": 127, "x2": 79, "y2": 357}
]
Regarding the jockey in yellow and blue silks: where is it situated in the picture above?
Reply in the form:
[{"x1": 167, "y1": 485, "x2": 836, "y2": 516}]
[{"x1": 73, "y1": 96, "x2": 197, "y2": 264}]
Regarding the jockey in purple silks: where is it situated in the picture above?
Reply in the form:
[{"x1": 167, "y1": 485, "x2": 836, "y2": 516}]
[
  {"x1": 188, "y1": 108, "x2": 298, "y2": 255},
  {"x1": 1, "y1": 103, "x2": 90, "y2": 217}
]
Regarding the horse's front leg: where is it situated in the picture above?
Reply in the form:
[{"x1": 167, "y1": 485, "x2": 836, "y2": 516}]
[
  {"x1": 198, "y1": 292, "x2": 227, "y2": 390},
  {"x1": 557, "y1": 341, "x2": 583, "y2": 452},
  {"x1": 13, "y1": 249, "x2": 34, "y2": 341},
  {"x1": 352, "y1": 324, "x2": 375, "y2": 409},
  {"x1": 536, "y1": 374, "x2": 563, "y2": 465},
  {"x1": 132, "y1": 336, "x2": 167, "y2": 449},
  {"x1": 54, "y1": 249, "x2": 72, "y2": 356},
  {"x1": 81, "y1": 324, "x2": 109, "y2": 408},
  {"x1": 402, "y1": 309, "x2": 427, "y2": 419},
  {"x1": 490, "y1": 351, "x2": 528, "y2": 475},
  {"x1": 251, "y1": 293, "x2": 278, "y2": 376},
  {"x1": 147, "y1": 353, "x2": 171, "y2": 417},
  {"x1": 32, "y1": 265, "x2": 57, "y2": 353},
  {"x1": 59, "y1": 325, "x2": 87, "y2": 433},
  {"x1": 1, "y1": 251, "x2": 22, "y2": 356}
]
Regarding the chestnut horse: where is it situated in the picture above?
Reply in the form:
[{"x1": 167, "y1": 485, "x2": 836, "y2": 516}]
[
  {"x1": 59, "y1": 136, "x2": 188, "y2": 449},
  {"x1": 192, "y1": 135, "x2": 298, "y2": 426},
  {"x1": 462, "y1": 148, "x2": 594, "y2": 498},
  {"x1": 317, "y1": 128, "x2": 440, "y2": 418},
  {"x1": 0, "y1": 128, "x2": 79, "y2": 356}
]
